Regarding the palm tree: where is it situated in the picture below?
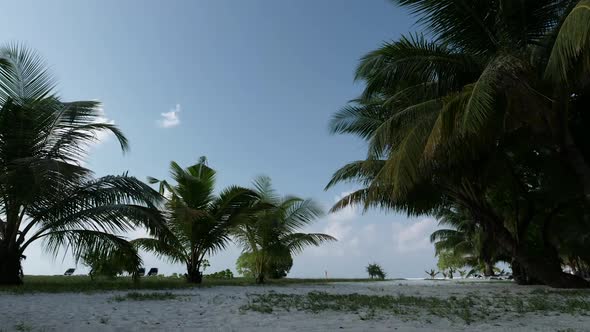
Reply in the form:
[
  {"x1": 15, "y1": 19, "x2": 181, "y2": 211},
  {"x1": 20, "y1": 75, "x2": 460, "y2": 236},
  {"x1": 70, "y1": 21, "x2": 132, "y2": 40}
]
[
  {"x1": 366, "y1": 263, "x2": 386, "y2": 280},
  {"x1": 425, "y1": 269, "x2": 439, "y2": 279},
  {"x1": 133, "y1": 158, "x2": 260, "y2": 283},
  {"x1": 0, "y1": 44, "x2": 167, "y2": 285},
  {"x1": 233, "y1": 176, "x2": 336, "y2": 284},
  {"x1": 327, "y1": 1, "x2": 590, "y2": 288},
  {"x1": 430, "y1": 206, "x2": 505, "y2": 277}
]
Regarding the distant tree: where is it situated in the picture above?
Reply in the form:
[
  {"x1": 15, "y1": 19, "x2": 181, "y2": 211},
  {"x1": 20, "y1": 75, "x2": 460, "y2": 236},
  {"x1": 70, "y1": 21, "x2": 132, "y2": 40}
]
[
  {"x1": 436, "y1": 250, "x2": 466, "y2": 279},
  {"x1": 447, "y1": 267, "x2": 455, "y2": 279},
  {"x1": 205, "y1": 269, "x2": 233, "y2": 279},
  {"x1": 201, "y1": 259, "x2": 210, "y2": 273},
  {"x1": 425, "y1": 269, "x2": 439, "y2": 279},
  {"x1": 236, "y1": 251, "x2": 256, "y2": 278},
  {"x1": 366, "y1": 263, "x2": 386, "y2": 280}
]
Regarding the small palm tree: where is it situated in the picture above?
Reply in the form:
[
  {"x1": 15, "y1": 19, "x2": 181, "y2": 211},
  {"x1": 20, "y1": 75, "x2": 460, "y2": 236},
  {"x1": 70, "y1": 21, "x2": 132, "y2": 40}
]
[
  {"x1": 0, "y1": 44, "x2": 166, "y2": 285},
  {"x1": 366, "y1": 263, "x2": 386, "y2": 280},
  {"x1": 234, "y1": 176, "x2": 336, "y2": 284},
  {"x1": 133, "y1": 158, "x2": 259, "y2": 283},
  {"x1": 425, "y1": 269, "x2": 439, "y2": 279},
  {"x1": 447, "y1": 267, "x2": 455, "y2": 279}
]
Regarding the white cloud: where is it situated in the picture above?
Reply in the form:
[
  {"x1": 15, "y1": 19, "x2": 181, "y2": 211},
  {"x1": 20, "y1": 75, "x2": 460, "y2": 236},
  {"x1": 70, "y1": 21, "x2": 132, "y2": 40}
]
[
  {"x1": 158, "y1": 104, "x2": 181, "y2": 128},
  {"x1": 302, "y1": 191, "x2": 363, "y2": 257},
  {"x1": 392, "y1": 217, "x2": 438, "y2": 253},
  {"x1": 289, "y1": 191, "x2": 440, "y2": 278},
  {"x1": 92, "y1": 108, "x2": 115, "y2": 146}
]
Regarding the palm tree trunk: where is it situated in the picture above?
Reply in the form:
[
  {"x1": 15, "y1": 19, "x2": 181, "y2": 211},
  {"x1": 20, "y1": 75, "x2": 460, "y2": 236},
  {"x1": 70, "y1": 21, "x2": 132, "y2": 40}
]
[
  {"x1": 186, "y1": 264, "x2": 203, "y2": 284},
  {"x1": 475, "y1": 210, "x2": 589, "y2": 288},
  {"x1": 0, "y1": 245, "x2": 23, "y2": 285},
  {"x1": 549, "y1": 93, "x2": 590, "y2": 203},
  {"x1": 483, "y1": 262, "x2": 494, "y2": 277},
  {"x1": 515, "y1": 246, "x2": 588, "y2": 288}
]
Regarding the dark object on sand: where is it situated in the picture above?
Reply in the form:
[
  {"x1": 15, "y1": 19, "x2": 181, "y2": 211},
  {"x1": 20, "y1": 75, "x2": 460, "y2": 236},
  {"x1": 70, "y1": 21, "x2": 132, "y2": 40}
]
[
  {"x1": 64, "y1": 268, "x2": 75, "y2": 276},
  {"x1": 147, "y1": 268, "x2": 158, "y2": 276}
]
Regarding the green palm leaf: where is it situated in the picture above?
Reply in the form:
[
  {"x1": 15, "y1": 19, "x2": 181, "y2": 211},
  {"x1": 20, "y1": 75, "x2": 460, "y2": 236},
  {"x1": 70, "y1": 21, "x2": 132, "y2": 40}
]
[{"x1": 545, "y1": 0, "x2": 590, "y2": 83}]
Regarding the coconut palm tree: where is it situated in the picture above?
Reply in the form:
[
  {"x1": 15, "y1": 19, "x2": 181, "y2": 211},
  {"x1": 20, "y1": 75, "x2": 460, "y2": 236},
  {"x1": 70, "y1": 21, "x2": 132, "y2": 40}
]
[
  {"x1": 133, "y1": 158, "x2": 260, "y2": 283},
  {"x1": 425, "y1": 269, "x2": 439, "y2": 279},
  {"x1": 233, "y1": 176, "x2": 336, "y2": 283},
  {"x1": 327, "y1": 0, "x2": 590, "y2": 288},
  {"x1": 351, "y1": 0, "x2": 590, "y2": 207},
  {"x1": 366, "y1": 263, "x2": 386, "y2": 280},
  {"x1": 0, "y1": 44, "x2": 167, "y2": 285}
]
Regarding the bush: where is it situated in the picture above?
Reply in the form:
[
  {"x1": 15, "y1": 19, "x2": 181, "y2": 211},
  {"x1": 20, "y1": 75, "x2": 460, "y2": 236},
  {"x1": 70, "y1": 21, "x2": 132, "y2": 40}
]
[
  {"x1": 205, "y1": 269, "x2": 234, "y2": 279},
  {"x1": 236, "y1": 252, "x2": 256, "y2": 278},
  {"x1": 236, "y1": 251, "x2": 293, "y2": 279}
]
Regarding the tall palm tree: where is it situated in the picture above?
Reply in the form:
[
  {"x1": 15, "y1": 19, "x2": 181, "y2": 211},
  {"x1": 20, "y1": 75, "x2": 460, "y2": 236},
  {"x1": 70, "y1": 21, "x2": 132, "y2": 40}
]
[
  {"x1": 0, "y1": 44, "x2": 166, "y2": 285},
  {"x1": 133, "y1": 158, "x2": 260, "y2": 283},
  {"x1": 327, "y1": 0, "x2": 590, "y2": 288},
  {"x1": 234, "y1": 176, "x2": 336, "y2": 283},
  {"x1": 350, "y1": 0, "x2": 590, "y2": 202}
]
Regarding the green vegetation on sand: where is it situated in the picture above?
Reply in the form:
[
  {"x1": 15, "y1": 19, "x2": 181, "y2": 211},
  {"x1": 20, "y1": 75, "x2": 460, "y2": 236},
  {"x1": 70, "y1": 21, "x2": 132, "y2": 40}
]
[
  {"x1": 0, "y1": 275, "x2": 388, "y2": 293},
  {"x1": 242, "y1": 290, "x2": 590, "y2": 324}
]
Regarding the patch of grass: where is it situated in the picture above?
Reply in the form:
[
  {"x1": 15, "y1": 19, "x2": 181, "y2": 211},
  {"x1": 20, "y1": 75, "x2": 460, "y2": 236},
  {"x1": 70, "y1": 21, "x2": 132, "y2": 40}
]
[
  {"x1": 530, "y1": 288, "x2": 590, "y2": 297},
  {"x1": 14, "y1": 322, "x2": 33, "y2": 332},
  {"x1": 244, "y1": 302, "x2": 274, "y2": 313},
  {"x1": 110, "y1": 291, "x2": 181, "y2": 302},
  {"x1": 241, "y1": 290, "x2": 590, "y2": 324},
  {"x1": 0, "y1": 275, "x2": 389, "y2": 294}
]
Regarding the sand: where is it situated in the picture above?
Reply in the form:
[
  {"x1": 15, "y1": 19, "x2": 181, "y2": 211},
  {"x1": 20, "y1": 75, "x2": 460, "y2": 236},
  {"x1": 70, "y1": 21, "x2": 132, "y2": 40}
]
[{"x1": 1, "y1": 279, "x2": 589, "y2": 331}]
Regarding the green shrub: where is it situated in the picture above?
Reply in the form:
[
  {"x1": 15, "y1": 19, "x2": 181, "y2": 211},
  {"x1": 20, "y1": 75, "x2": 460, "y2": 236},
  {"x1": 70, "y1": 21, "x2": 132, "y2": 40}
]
[{"x1": 205, "y1": 269, "x2": 234, "y2": 279}]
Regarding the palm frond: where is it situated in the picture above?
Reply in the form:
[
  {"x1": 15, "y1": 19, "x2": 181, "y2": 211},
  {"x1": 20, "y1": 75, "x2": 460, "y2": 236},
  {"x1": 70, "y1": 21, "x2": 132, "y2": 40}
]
[
  {"x1": 325, "y1": 159, "x2": 386, "y2": 190},
  {"x1": 545, "y1": 0, "x2": 590, "y2": 83},
  {"x1": 40, "y1": 229, "x2": 140, "y2": 267},
  {"x1": 131, "y1": 238, "x2": 186, "y2": 263},
  {"x1": 0, "y1": 43, "x2": 56, "y2": 104},
  {"x1": 283, "y1": 233, "x2": 337, "y2": 254}
]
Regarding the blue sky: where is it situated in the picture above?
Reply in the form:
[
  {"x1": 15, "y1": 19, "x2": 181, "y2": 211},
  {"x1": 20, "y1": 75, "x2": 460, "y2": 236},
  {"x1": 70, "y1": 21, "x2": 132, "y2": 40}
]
[{"x1": 3, "y1": 0, "x2": 441, "y2": 278}]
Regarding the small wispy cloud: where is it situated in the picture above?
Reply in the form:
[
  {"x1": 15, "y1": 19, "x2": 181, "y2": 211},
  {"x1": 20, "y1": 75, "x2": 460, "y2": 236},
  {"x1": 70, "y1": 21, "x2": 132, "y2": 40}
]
[
  {"x1": 93, "y1": 108, "x2": 115, "y2": 145},
  {"x1": 158, "y1": 104, "x2": 181, "y2": 128}
]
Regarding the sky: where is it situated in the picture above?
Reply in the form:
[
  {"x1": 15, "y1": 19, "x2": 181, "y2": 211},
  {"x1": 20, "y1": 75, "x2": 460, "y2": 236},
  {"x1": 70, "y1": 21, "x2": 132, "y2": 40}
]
[{"x1": 2, "y1": 0, "x2": 442, "y2": 278}]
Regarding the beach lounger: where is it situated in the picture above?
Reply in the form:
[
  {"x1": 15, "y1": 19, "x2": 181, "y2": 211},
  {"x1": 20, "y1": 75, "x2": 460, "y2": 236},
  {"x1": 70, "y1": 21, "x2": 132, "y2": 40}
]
[
  {"x1": 147, "y1": 268, "x2": 158, "y2": 276},
  {"x1": 64, "y1": 268, "x2": 75, "y2": 276}
]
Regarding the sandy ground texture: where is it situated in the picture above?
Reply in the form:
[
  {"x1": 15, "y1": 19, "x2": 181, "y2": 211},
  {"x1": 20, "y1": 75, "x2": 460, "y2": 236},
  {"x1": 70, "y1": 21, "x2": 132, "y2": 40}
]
[{"x1": 1, "y1": 279, "x2": 590, "y2": 331}]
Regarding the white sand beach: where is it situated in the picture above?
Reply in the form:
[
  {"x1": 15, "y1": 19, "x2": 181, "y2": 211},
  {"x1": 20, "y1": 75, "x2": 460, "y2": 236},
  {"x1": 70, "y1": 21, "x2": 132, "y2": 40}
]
[{"x1": 2, "y1": 279, "x2": 589, "y2": 331}]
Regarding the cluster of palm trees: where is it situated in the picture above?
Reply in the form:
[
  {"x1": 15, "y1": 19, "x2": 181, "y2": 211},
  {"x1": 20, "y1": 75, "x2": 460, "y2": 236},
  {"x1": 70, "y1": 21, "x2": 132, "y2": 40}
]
[
  {"x1": 134, "y1": 160, "x2": 335, "y2": 284},
  {"x1": 327, "y1": 0, "x2": 590, "y2": 288},
  {"x1": 0, "y1": 44, "x2": 334, "y2": 286}
]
